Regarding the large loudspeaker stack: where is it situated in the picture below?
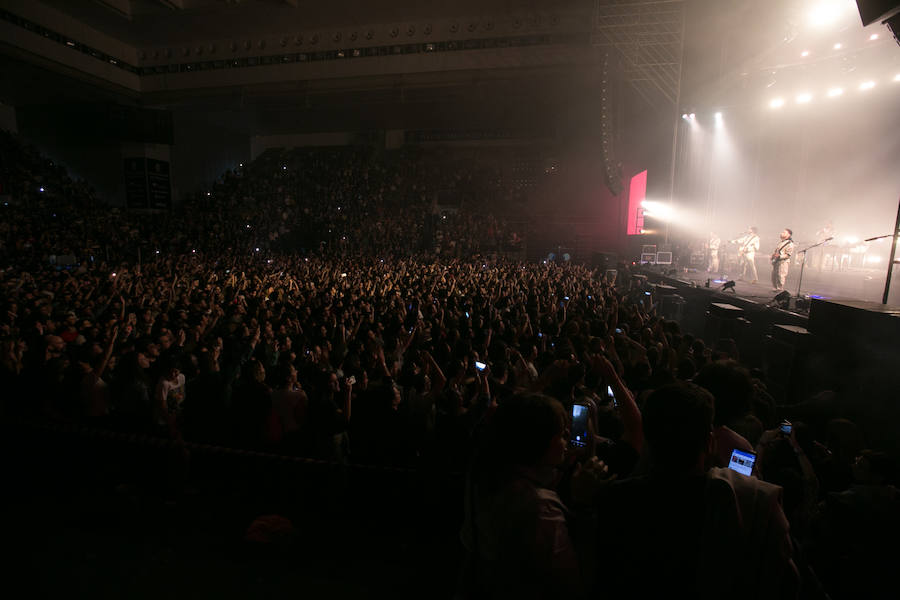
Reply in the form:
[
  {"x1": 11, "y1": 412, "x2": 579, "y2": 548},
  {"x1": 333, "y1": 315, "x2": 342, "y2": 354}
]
[
  {"x1": 855, "y1": 1, "x2": 900, "y2": 44},
  {"x1": 763, "y1": 325, "x2": 813, "y2": 404}
]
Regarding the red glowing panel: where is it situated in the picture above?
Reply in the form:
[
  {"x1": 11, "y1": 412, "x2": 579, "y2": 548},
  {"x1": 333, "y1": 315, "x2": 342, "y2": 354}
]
[{"x1": 627, "y1": 170, "x2": 647, "y2": 235}]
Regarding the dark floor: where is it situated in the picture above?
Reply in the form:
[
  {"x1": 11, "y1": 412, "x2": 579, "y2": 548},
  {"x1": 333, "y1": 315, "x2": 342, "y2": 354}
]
[{"x1": 3, "y1": 426, "x2": 465, "y2": 599}]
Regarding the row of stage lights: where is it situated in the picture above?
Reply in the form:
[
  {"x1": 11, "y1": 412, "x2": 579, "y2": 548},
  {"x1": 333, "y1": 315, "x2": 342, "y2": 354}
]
[
  {"x1": 681, "y1": 112, "x2": 725, "y2": 125},
  {"x1": 769, "y1": 73, "x2": 900, "y2": 109},
  {"x1": 682, "y1": 73, "x2": 900, "y2": 120},
  {"x1": 799, "y1": 32, "x2": 881, "y2": 59}
]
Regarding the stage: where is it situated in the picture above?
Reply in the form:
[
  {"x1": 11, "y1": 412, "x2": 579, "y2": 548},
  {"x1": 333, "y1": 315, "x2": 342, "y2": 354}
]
[{"x1": 657, "y1": 260, "x2": 898, "y2": 308}]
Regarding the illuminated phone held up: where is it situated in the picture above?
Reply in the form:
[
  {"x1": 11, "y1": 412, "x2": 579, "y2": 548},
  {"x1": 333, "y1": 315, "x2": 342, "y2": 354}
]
[{"x1": 570, "y1": 403, "x2": 590, "y2": 448}]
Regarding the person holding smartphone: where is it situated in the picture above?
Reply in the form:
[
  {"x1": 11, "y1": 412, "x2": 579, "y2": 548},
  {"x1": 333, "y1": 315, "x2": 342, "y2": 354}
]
[
  {"x1": 587, "y1": 382, "x2": 798, "y2": 599},
  {"x1": 459, "y1": 393, "x2": 585, "y2": 599}
]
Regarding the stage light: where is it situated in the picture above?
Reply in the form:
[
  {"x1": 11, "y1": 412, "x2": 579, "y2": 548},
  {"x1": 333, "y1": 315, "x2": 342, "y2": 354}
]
[
  {"x1": 689, "y1": 113, "x2": 696, "y2": 120},
  {"x1": 796, "y1": 93, "x2": 812, "y2": 104},
  {"x1": 867, "y1": 256, "x2": 882, "y2": 264},
  {"x1": 640, "y1": 200, "x2": 674, "y2": 221},
  {"x1": 801, "y1": 50, "x2": 810, "y2": 57},
  {"x1": 859, "y1": 80, "x2": 876, "y2": 90},
  {"x1": 808, "y1": 2, "x2": 846, "y2": 28},
  {"x1": 827, "y1": 87, "x2": 844, "y2": 97},
  {"x1": 682, "y1": 113, "x2": 689, "y2": 120},
  {"x1": 844, "y1": 236, "x2": 858, "y2": 245},
  {"x1": 771, "y1": 291, "x2": 791, "y2": 309},
  {"x1": 770, "y1": 98, "x2": 785, "y2": 109},
  {"x1": 714, "y1": 111, "x2": 723, "y2": 121},
  {"x1": 833, "y1": 42, "x2": 842, "y2": 50},
  {"x1": 869, "y1": 33, "x2": 879, "y2": 40},
  {"x1": 894, "y1": 74, "x2": 900, "y2": 82}
]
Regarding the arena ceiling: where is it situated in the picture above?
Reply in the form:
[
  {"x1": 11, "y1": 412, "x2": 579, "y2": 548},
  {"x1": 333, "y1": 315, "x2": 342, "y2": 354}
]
[{"x1": 38, "y1": 0, "x2": 585, "y2": 46}]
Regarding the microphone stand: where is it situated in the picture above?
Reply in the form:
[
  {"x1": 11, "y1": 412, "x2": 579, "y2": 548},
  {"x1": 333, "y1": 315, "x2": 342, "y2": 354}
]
[
  {"x1": 796, "y1": 237, "x2": 833, "y2": 301},
  {"x1": 864, "y1": 194, "x2": 900, "y2": 305}
]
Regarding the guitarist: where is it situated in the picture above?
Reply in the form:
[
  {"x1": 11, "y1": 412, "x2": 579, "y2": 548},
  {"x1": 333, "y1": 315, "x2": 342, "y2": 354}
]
[
  {"x1": 731, "y1": 226, "x2": 760, "y2": 283},
  {"x1": 770, "y1": 228, "x2": 795, "y2": 292}
]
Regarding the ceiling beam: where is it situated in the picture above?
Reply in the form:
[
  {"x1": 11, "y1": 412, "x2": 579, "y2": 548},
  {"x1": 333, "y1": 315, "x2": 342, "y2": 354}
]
[{"x1": 93, "y1": 0, "x2": 134, "y2": 20}]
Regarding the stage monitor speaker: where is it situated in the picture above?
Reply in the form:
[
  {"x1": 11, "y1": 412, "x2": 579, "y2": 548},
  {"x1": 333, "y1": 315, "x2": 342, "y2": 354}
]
[
  {"x1": 660, "y1": 294, "x2": 685, "y2": 321},
  {"x1": 704, "y1": 302, "x2": 749, "y2": 347}
]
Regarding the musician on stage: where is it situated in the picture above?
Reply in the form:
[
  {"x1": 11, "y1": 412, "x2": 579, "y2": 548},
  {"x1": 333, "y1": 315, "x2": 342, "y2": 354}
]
[
  {"x1": 732, "y1": 226, "x2": 760, "y2": 283},
  {"x1": 708, "y1": 231, "x2": 721, "y2": 274},
  {"x1": 771, "y1": 228, "x2": 795, "y2": 292},
  {"x1": 813, "y1": 220, "x2": 835, "y2": 271}
]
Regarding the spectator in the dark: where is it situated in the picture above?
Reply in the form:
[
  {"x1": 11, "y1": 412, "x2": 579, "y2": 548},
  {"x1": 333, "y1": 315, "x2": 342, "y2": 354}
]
[
  {"x1": 693, "y1": 360, "x2": 757, "y2": 469},
  {"x1": 153, "y1": 356, "x2": 186, "y2": 438},
  {"x1": 809, "y1": 449, "x2": 900, "y2": 599},
  {"x1": 460, "y1": 393, "x2": 584, "y2": 599},
  {"x1": 230, "y1": 358, "x2": 272, "y2": 449},
  {"x1": 110, "y1": 350, "x2": 153, "y2": 432},
  {"x1": 589, "y1": 382, "x2": 798, "y2": 599},
  {"x1": 183, "y1": 344, "x2": 232, "y2": 444},
  {"x1": 269, "y1": 361, "x2": 308, "y2": 455},
  {"x1": 306, "y1": 369, "x2": 352, "y2": 461}
]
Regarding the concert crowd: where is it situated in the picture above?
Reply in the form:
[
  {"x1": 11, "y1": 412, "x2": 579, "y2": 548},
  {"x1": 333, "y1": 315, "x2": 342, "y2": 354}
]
[{"x1": 1, "y1": 128, "x2": 897, "y2": 599}]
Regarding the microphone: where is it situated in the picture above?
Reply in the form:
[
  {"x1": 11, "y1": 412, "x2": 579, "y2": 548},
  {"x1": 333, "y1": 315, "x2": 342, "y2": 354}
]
[{"x1": 824, "y1": 236, "x2": 833, "y2": 242}]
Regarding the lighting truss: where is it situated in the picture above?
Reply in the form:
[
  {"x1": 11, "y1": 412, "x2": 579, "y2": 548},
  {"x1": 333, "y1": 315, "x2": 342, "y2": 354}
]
[{"x1": 592, "y1": 0, "x2": 686, "y2": 112}]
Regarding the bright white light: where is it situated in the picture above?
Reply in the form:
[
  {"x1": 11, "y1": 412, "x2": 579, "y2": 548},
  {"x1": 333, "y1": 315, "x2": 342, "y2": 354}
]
[
  {"x1": 255, "y1": 247, "x2": 260, "y2": 252},
  {"x1": 39, "y1": 187, "x2": 44, "y2": 192},
  {"x1": 808, "y1": 2, "x2": 847, "y2": 28},
  {"x1": 859, "y1": 80, "x2": 876, "y2": 90},
  {"x1": 641, "y1": 200, "x2": 675, "y2": 221},
  {"x1": 833, "y1": 43, "x2": 842, "y2": 50},
  {"x1": 867, "y1": 256, "x2": 882, "y2": 264},
  {"x1": 769, "y1": 98, "x2": 785, "y2": 109},
  {"x1": 869, "y1": 33, "x2": 879, "y2": 41},
  {"x1": 827, "y1": 87, "x2": 844, "y2": 97},
  {"x1": 844, "y1": 236, "x2": 858, "y2": 245},
  {"x1": 801, "y1": 50, "x2": 810, "y2": 57},
  {"x1": 682, "y1": 113, "x2": 689, "y2": 119},
  {"x1": 796, "y1": 93, "x2": 813, "y2": 104},
  {"x1": 689, "y1": 113, "x2": 696, "y2": 120},
  {"x1": 894, "y1": 74, "x2": 900, "y2": 82},
  {"x1": 714, "y1": 111, "x2": 723, "y2": 120}
]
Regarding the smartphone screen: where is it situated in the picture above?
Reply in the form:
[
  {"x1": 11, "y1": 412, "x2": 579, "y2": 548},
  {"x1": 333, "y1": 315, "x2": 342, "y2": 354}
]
[
  {"x1": 607, "y1": 385, "x2": 617, "y2": 407},
  {"x1": 474, "y1": 361, "x2": 486, "y2": 372},
  {"x1": 728, "y1": 449, "x2": 756, "y2": 476},
  {"x1": 570, "y1": 403, "x2": 590, "y2": 447}
]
